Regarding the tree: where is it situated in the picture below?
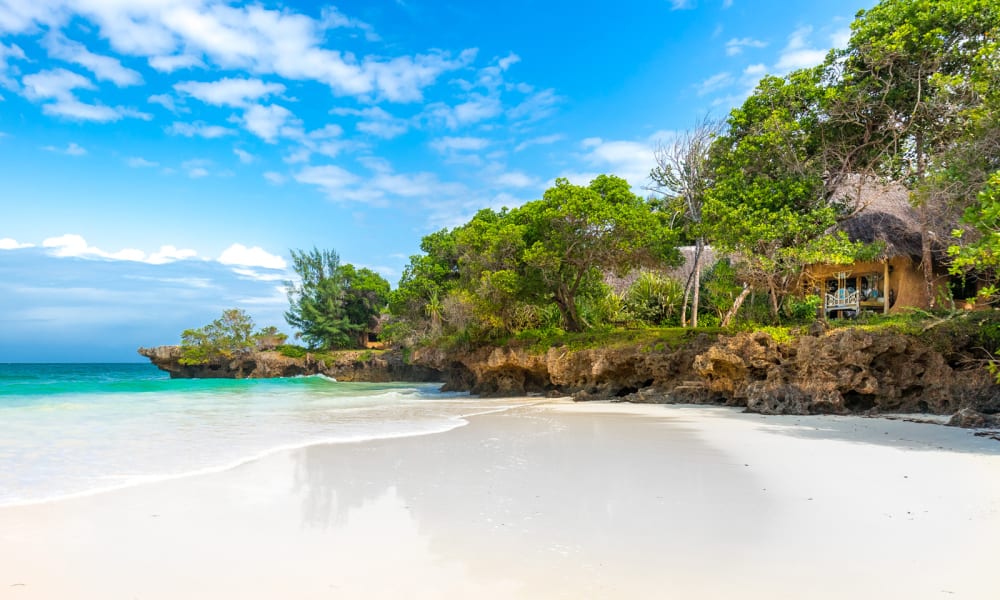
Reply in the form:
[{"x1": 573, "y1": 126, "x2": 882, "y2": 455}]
[
  {"x1": 650, "y1": 118, "x2": 722, "y2": 327},
  {"x1": 338, "y1": 264, "x2": 391, "y2": 347},
  {"x1": 456, "y1": 175, "x2": 679, "y2": 332},
  {"x1": 179, "y1": 308, "x2": 257, "y2": 365},
  {"x1": 834, "y1": 0, "x2": 1000, "y2": 305},
  {"x1": 285, "y1": 248, "x2": 390, "y2": 349},
  {"x1": 705, "y1": 70, "x2": 868, "y2": 320}
]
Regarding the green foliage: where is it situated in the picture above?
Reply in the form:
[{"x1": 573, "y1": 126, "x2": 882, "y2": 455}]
[
  {"x1": 950, "y1": 171, "x2": 1000, "y2": 299},
  {"x1": 285, "y1": 248, "x2": 390, "y2": 350},
  {"x1": 179, "y1": 309, "x2": 257, "y2": 365},
  {"x1": 276, "y1": 344, "x2": 309, "y2": 358},
  {"x1": 623, "y1": 272, "x2": 684, "y2": 326},
  {"x1": 389, "y1": 174, "x2": 680, "y2": 341},
  {"x1": 784, "y1": 294, "x2": 822, "y2": 324}
]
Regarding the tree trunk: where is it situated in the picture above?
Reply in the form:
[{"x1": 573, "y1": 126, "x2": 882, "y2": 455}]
[
  {"x1": 768, "y1": 280, "x2": 781, "y2": 322},
  {"x1": 919, "y1": 201, "x2": 936, "y2": 309},
  {"x1": 691, "y1": 238, "x2": 703, "y2": 328},
  {"x1": 554, "y1": 290, "x2": 583, "y2": 332},
  {"x1": 721, "y1": 284, "x2": 750, "y2": 328}
]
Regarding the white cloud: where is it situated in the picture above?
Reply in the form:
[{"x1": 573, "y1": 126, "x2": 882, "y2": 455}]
[
  {"x1": 4, "y1": 2, "x2": 473, "y2": 108},
  {"x1": 43, "y1": 142, "x2": 87, "y2": 156},
  {"x1": 830, "y1": 27, "x2": 851, "y2": 50},
  {"x1": 232, "y1": 268, "x2": 287, "y2": 282},
  {"x1": 241, "y1": 103, "x2": 298, "y2": 142},
  {"x1": 696, "y1": 71, "x2": 734, "y2": 96},
  {"x1": 514, "y1": 134, "x2": 563, "y2": 152},
  {"x1": 148, "y1": 53, "x2": 203, "y2": 72},
  {"x1": 127, "y1": 156, "x2": 159, "y2": 168},
  {"x1": 514, "y1": 133, "x2": 565, "y2": 152},
  {"x1": 494, "y1": 171, "x2": 538, "y2": 188},
  {"x1": 725, "y1": 37, "x2": 767, "y2": 56},
  {"x1": 0, "y1": 237, "x2": 33, "y2": 250},
  {"x1": 332, "y1": 106, "x2": 409, "y2": 139},
  {"x1": 167, "y1": 121, "x2": 237, "y2": 138},
  {"x1": 263, "y1": 171, "x2": 286, "y2": 184},
  {"x1": 147, "y1": 93, "x2": 176, "y2": 111},
  {"x1": 563, "y1": 130, "x2": 676, "y2": 189},
  {"x1": 670, "y1": 0, "x2": 694, "y2": 9},
  {"x1": 775, "y1": 26, "x2": 829, "y2": 72},
  {"x1": 233, "y1": 148, "x2": 255, "y2": 164},
  {"x1": 295, "y1": 162, "x2": 465, "y2": 206},
  {"x1": 507, "y1": 89, "x2": 560, "y2": 122},
  {"x1": 41, "y1": 234, "x2": 197, "y2": 264},
  {"x1": 218, "y1": 243, "x2": 287, "y2": 270},
  {"x1": 43, "y1": 33, "x2": 142, "y2": 87},
  {"x1": 181, "y1": 158, "x2": 212, "y2": 178},
  {"x1": 424, "y1": 94, "x2": 502, "y2": 129},
  {"x1": 175, "y1": 77, "x2": 286, "y2": 107},
  {"x1": 430, "y1": 136, "x2": 490, "y2": 153},
  {"x1": 21, "y1": 68, "x2": 150, "y2": 123},
  {"x1": 722, "y1": 0, "x2": 734, "y2": 8},
  {"x1": 0, "y1": 42, "x2": 27, "y2": 91}
]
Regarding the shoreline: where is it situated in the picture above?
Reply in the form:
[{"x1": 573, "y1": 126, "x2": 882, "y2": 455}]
[
  {"x1": 0, "y1": 398, "x2": 548, "y2": 510},
  {"x1": 3, "y1": 401, "x2": 1000, "y2": 598}
]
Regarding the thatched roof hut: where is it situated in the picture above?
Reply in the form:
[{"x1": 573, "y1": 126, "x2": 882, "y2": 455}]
[{"x1": 830, "y1": 179, "x2": 927, "y2": 260}]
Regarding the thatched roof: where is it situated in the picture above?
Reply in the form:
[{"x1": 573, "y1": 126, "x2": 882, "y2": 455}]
[{"x1": 831, "y1": 179, "x2": 925, "y2": 259}]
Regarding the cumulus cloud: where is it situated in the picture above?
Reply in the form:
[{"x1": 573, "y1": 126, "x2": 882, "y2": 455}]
[
  {"x1": 2, "y1": 2, "x2": 473, "y2": 103},
  {"x1": 507, "y1": 89, "x2": 560, "y2": 122},
  {"x1": 126, "y1": 156, "x2": 159, "y2": 168},
  {"x1": 147, "y1": 93, "x2": 177, "y2": 111},
  {"x1": 331, "y1": 106, "x2": 409, "y2": 139},
  {"x1": 174, "y1": 77, "x2": 285, "y2": 107},
  {"x1": 562, "y1": 130, "x2": 676, "y2": 189},
  {"x1": 725, "y1": 37, "x2": 767, "y2": 56},
  {"x1": 494, "y1": 171, "x2": 539, "y2": 188},
  {"x1": 241, "y1": 104, "x2": 298, "y2": 142},
  {"x1": 167, "y1": 121, "x2": 237, "y2": 138},
  {"x1": 181, "y1": 158, "x2": 212, "y2": 178},
  {"x1": 775, "y1": 26, "x2": 830, "y2": 72},
  {"x1": 263, "y1": 171, "x2": 286, "y2": 184},
  {"x1": 43, "y1": 142, "x2": 87, "y2": 156},
  {"x1": 0, "y1": 42, "x2": 26, "y2": 91},
  {"x1": 21, "y1": 68, "x2": 151, "y2": 122},
  {"x1": 429, "y1": 136, "x2": 490, "y2": 153},
  {"x1": 696, "y1": 71, "x2": 734, "y2": 96},
  {"x1": 41, "y1": 234, "x2": 197, "y2": 264},
  {"x1": 233, "y1": 148, "x2": 255, "y2": 164},
  {"x1": 514, "y1": 134, "x2": 563, "y2": 152},
  {"x1": 424, "y1": 94, "x2": 503, "y2": 129},
  {"x1": 218, "y1": 243, "x2": 287, "y2": 270},
  {"x1": 295, "y1": 161, "x2": 465, "y2": 206},
  {"x1": 43, "y1": 33, "x2": 143, "y2": 86},
  {"x1": 0, "y1": 237, "x2": 33, "y2": 250}
]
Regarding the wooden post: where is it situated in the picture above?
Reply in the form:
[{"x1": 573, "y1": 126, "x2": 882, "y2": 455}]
[{"x1": 883, "y1": 260, "x2": 890, "y2": 314}]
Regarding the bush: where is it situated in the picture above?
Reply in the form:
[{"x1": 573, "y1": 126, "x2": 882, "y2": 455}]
[{"x1": 277, "y1": 344, "x2": 309, "y2": 358}]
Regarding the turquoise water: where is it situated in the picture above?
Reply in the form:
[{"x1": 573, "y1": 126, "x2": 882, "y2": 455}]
[{"x1": 0, "y1": 364, "x2": 531, "y2": 506}]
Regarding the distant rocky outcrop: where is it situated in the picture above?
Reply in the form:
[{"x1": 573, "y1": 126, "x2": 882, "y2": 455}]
[
  {"x1": 137, "y1": 346, "x2": 441, "y2": 382},
  {"x1": 409, "y1": 328, "x2": 1000, "y2": 425}
]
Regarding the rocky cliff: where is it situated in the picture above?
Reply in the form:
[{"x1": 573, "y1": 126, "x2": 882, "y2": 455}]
[
  {"x1": 138, "y1": 346, "x2": 441, "y2": 382},
  {"x1": 409, "y1": 327, "x2": 1000, "y2": 424}
]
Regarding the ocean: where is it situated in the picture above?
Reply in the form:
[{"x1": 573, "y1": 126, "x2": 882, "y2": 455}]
[{"x1": 0, "y1": 363, "x2": 532, "y2": 507}]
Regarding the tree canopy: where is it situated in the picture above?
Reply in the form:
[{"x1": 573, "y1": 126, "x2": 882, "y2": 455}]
[{"x1": 285, "y1": 248, "x2": 390, "y2": 350}]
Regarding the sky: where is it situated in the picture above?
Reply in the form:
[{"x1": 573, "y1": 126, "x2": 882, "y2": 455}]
[{"x1": 0, "y1": 0, "x2": 875, "y2": 362}]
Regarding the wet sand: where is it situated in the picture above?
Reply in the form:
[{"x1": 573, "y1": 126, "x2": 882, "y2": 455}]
[{"x1": 2, "y1": 401, "x2": 999, "y2": 599}]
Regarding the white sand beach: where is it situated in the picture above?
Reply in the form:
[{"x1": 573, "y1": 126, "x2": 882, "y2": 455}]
[{"x1": 2, "y1": 401, "x2": 999, "y2": 599}]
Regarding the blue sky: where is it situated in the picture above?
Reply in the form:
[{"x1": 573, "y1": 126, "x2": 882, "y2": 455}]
[{"x1": 0, "y1": 0, "x2": 872, "y2": 361}]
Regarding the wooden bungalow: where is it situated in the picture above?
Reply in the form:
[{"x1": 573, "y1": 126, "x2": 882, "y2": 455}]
[{"x1": 803, "y1": 182, "x2": 953, "y2": 318}]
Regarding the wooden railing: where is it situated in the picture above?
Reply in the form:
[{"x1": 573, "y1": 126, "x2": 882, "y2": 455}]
[{"x1": 825, "y1": 290, "x2": 860, "y2": 312}]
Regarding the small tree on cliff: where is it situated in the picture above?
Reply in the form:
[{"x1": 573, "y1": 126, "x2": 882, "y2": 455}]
[{"x1": 179, "y1": 308, "x2": 258, "y2": 365}]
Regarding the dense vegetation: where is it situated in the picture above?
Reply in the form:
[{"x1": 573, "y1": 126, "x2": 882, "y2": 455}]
[{"x1": 180, "y1": 0, "x2": 1000, "y2": 377}]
